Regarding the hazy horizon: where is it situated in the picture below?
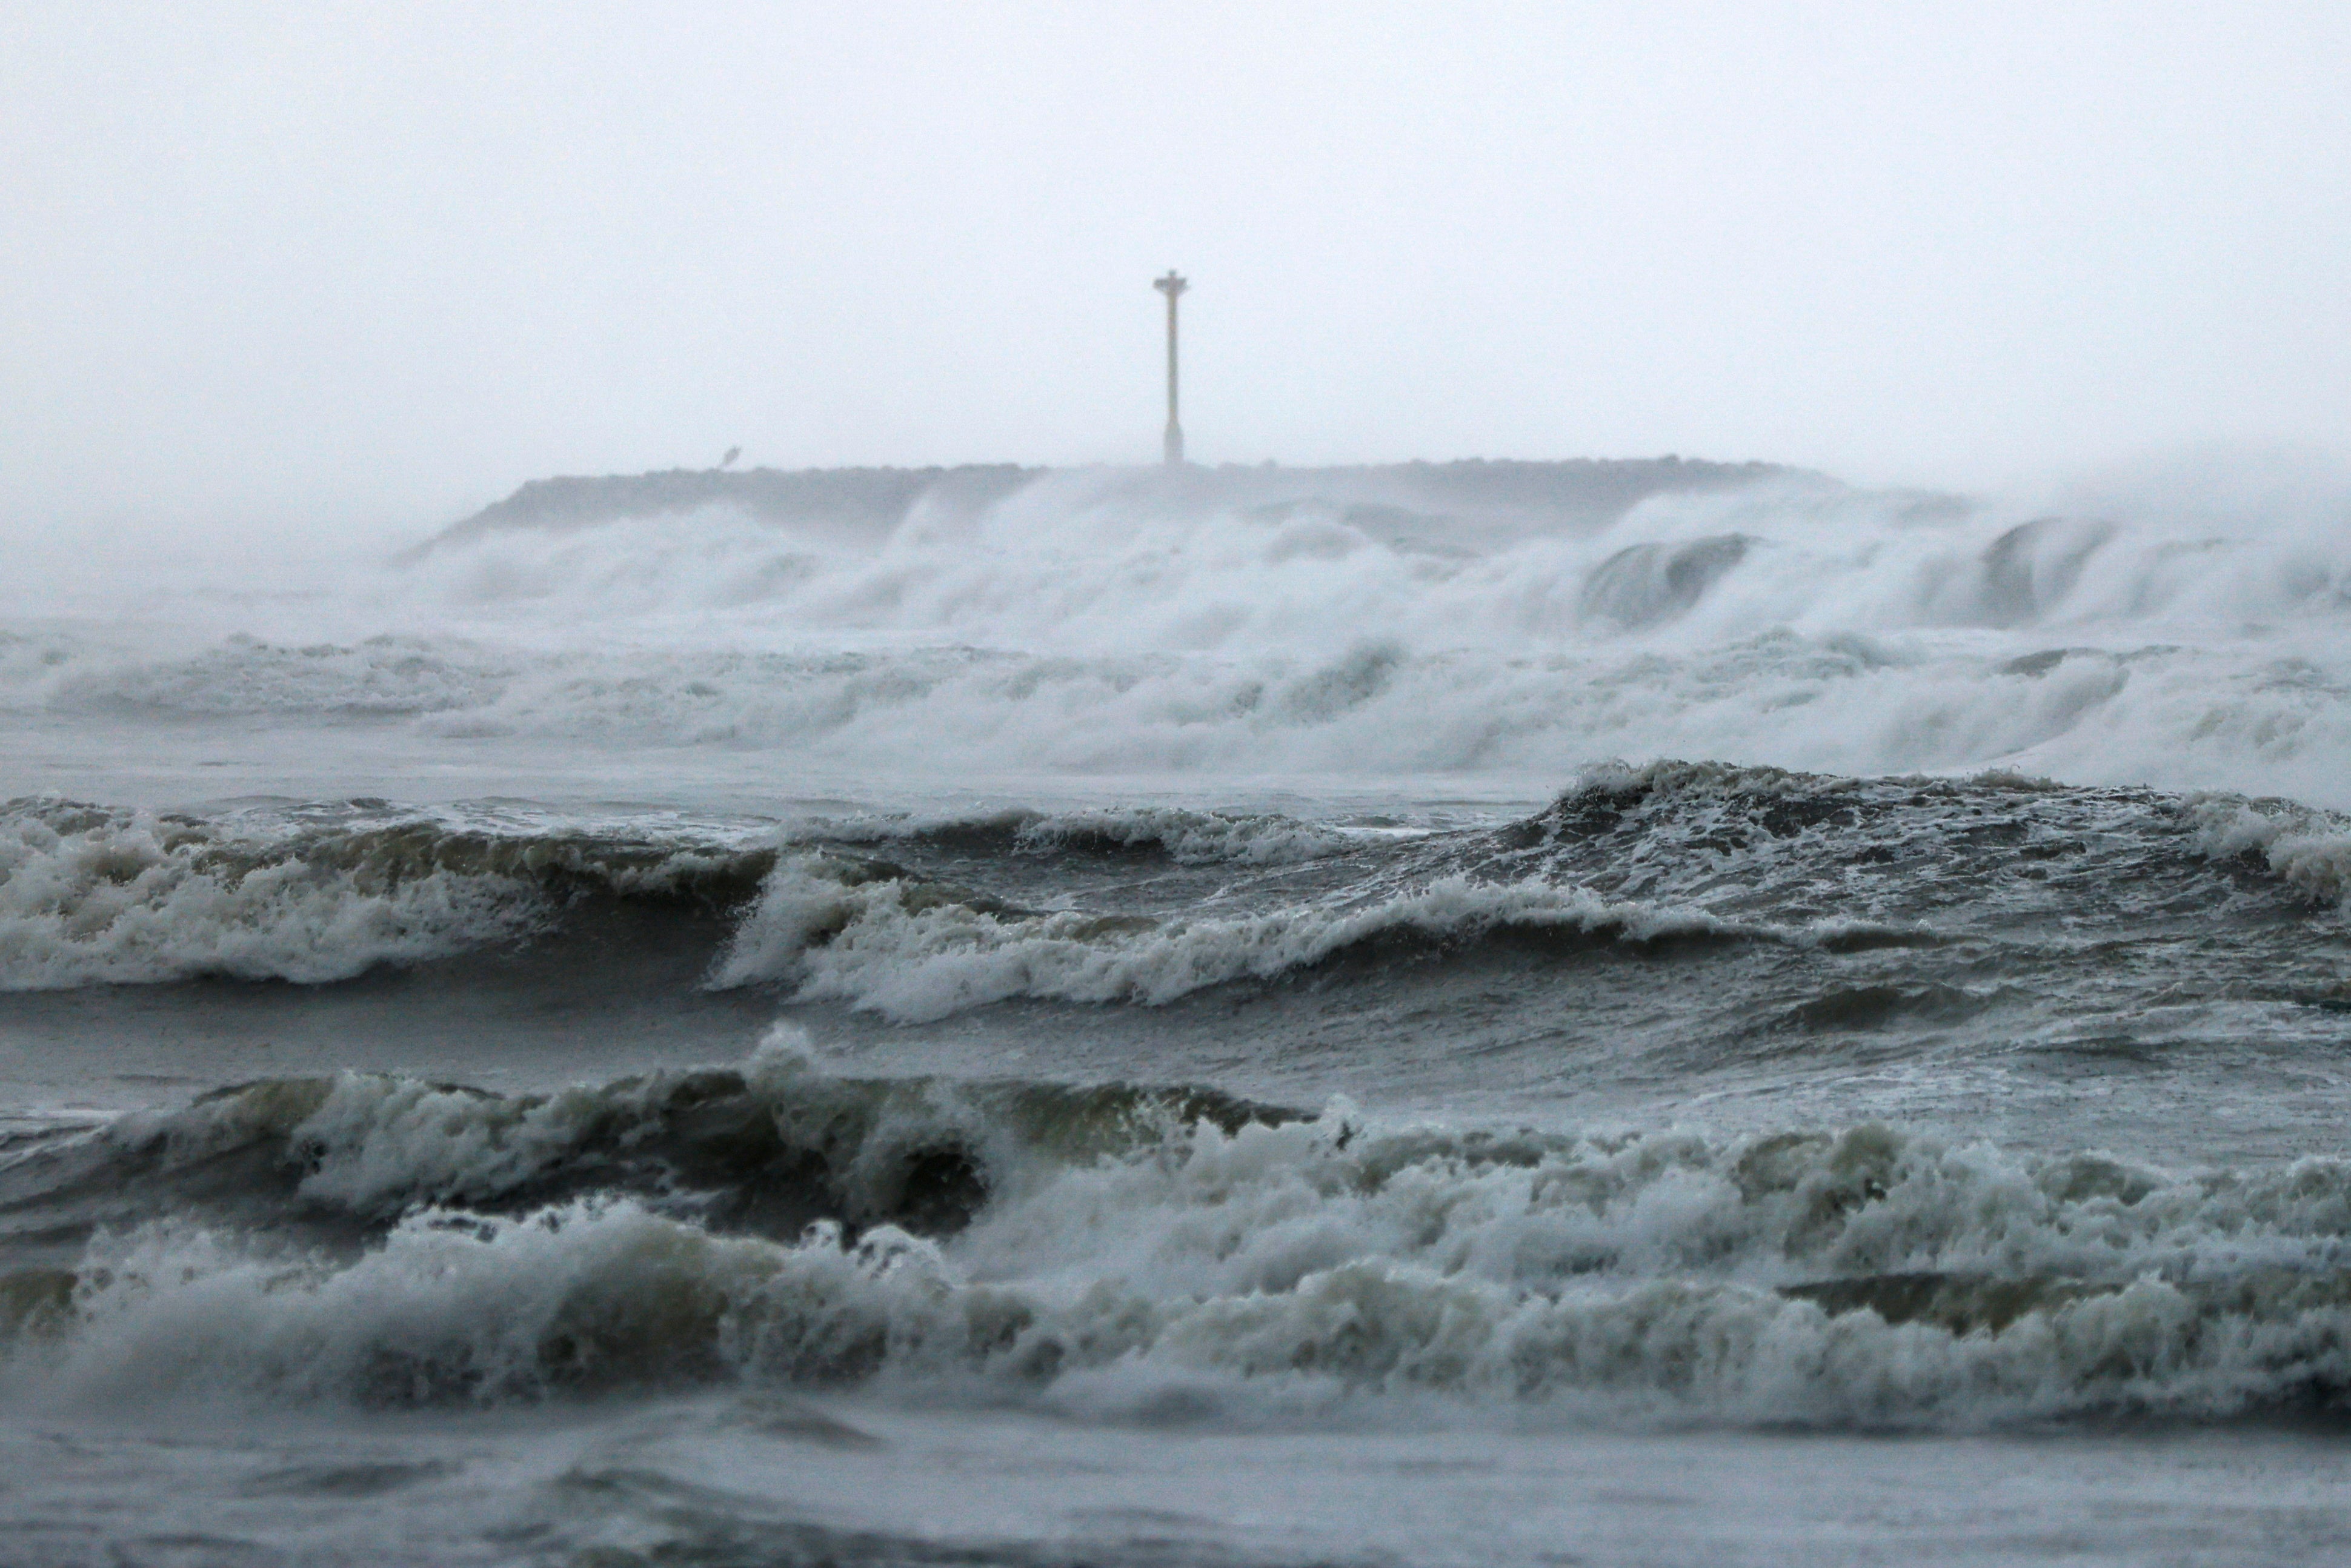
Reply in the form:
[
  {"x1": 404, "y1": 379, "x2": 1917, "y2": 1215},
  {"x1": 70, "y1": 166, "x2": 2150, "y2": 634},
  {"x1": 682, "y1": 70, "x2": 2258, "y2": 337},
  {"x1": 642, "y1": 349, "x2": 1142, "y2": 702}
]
[
  {"x1": 7, "y1": 4, "x2": 2350, "y2": 545},
  {"x1": 19, "y1": 13, "x2": 2351, "y2": 1559}
]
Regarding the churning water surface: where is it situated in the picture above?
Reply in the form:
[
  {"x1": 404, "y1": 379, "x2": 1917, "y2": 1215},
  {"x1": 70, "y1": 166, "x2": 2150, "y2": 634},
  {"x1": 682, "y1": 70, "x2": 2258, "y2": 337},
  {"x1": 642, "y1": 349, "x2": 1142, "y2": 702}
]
[{"x1": 8, "y1": 462, "x2": 2351, "y2": 1564}]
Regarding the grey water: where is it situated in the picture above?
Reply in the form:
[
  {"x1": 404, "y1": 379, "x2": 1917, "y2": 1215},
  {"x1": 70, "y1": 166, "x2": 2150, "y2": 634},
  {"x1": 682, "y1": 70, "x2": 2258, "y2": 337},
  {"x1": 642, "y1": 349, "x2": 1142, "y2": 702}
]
[{"x1": 8, "y1": 465, "x2": 2351, "y2": 1564}]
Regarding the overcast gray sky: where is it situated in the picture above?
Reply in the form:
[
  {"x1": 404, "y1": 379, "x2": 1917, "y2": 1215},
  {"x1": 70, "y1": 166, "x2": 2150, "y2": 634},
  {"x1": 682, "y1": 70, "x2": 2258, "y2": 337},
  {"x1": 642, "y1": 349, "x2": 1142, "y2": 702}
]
[{"x1": 5, "y1": 2, "x2": 2348, "y2": 536}]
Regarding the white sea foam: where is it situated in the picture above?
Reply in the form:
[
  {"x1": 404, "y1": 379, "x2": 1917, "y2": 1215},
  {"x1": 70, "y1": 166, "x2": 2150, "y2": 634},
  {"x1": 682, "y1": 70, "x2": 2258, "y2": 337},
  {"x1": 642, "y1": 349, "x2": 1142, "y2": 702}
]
[
  {"x1": 711, "y1": 854, "x2": 1916, "y2": 1023},
  {"x1": 0, "y1": 796, "x2": 802, "y2": 990},
  {"x1": 0, "y1": 807, "x2": 546, "y2": 989},
  {"x1": 0, "y1": 628, "x2": 90, "y2": 714},
  {"x1": 21, "y1": 1091, "x2": 2351, "y2": 1429},
  {"x1": 49, "y1": 633, "x2": 516, "y2": 716},
  {"x1": 15, "y1": 465, "x2": 2351, "y2": 806},
  {"x1": 2185, "y1": 794, "x2": 2351, "y2": 905},
  {"x1": 270, "y1": 1040, "x2": 1012, "y2": 1222},
  {"x1": 387, "y1": 470, "x2": 2351, "y2": 655}
]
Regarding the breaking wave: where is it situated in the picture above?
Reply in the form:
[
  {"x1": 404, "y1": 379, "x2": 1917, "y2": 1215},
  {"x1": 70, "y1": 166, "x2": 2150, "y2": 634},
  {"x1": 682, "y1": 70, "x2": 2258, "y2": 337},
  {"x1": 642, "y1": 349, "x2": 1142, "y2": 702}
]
[
  {"x1": 13, "y1": 461, "x2": 2351, "y2": 803},
  {"x1": 2186, "y1": 792, "x2": 2351, "y2": 906},
  {"x1": 706, "y1": 760, "x2": 2349, "y2": 1023},
  {"x1": 5, "y1": 765, "x2": 2342, "y2": 1003},
  {"x1": 0, "y1": 794, "x2": 1393, "y2": 992},
  {"x1": 14, "y1": 1042, "x2": 2351, "y2": 1430},
  {"x1": 0, "y1": 799, "x2": 772, "y2": 989},
  {"x1": 711, "y1": 854, "x2": 1914, "y2": 1024}
]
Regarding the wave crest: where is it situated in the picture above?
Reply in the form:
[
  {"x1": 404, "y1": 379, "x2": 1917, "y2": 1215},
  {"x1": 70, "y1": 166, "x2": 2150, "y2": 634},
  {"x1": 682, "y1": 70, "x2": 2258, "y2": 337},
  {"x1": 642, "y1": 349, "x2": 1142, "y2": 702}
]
[
  {"x1": 710, "y1": 852, "x2": 1905, "y2": 1023},
  {"x1": 0, "y1": 800, "x2": 776, "y2": 989},
  {"x1": 19, "y1": 1082, "x2": 2351, "y2": 1429}
]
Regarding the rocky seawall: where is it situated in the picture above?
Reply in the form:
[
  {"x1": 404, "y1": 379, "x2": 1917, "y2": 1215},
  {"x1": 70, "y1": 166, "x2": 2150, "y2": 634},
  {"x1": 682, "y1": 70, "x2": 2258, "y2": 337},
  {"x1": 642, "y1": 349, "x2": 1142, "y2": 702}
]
[{"x1": 425, "y1": 456, "x2": 1821, "y2": 550}]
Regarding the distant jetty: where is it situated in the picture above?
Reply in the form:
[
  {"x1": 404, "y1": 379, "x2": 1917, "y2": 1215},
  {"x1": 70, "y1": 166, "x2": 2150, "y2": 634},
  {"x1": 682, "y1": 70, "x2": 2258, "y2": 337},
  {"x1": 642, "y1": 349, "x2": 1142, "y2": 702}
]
[{"x1": 424, "y1": 457, "x2": 1822, "y2": 552}]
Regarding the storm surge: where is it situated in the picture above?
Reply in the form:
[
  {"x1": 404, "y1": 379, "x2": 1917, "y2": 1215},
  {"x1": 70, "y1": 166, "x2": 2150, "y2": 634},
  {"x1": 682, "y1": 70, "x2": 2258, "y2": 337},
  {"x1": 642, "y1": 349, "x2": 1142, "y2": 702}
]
[
  {"x1": 13, "y1": 457, "x2": 2351, "y2": 806},
  {"x1": 10, "y1": 459, "x2": 2351, "y2": 1560},
  {"x1": 12, "y1": 467, "x2": 2351, "y2": 1404}
]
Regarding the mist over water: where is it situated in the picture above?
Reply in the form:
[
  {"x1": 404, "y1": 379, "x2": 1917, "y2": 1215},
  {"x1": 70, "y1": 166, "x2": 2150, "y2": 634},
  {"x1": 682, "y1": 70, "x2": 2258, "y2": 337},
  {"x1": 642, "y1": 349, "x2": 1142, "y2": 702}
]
[
  {"x1": 12, "y1": 1, "x2": 2351, "y2": 1554},
  {"x1": 9, "y1": 456, "x2": 2351, "y2": 1564},
  {"x1": 12, "y1": 452, "x2": 2351, "y2": 806}
]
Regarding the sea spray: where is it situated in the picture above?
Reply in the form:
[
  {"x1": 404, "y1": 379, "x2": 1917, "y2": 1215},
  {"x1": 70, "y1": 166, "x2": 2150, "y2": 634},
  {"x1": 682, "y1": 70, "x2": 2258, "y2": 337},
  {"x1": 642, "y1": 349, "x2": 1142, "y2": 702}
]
[{"x1": 14, "y1": 1053, "x2": 2351, "y2": 1429}]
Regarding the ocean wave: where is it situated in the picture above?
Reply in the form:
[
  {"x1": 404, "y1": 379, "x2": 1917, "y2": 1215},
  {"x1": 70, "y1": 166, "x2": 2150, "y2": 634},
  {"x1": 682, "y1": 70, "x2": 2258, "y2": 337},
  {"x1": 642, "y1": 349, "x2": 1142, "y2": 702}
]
[
  {"x1": 0, "y1": 790, "x2": 1385, "y2": 994},
  {"x1": 19, "y1": 465, "x2": 2351, "y2": 803},
  {"x1": 710, "y1": 852, "x2": 1916, "y2": 1023},
  {"x1": 2186, "y1": 792, "x2": 2351, "y2": 906},
  {"x1": 0, "y1": 1033, "x2": 1291, "y2": 1264},
  {"x1": 1512, "y1": 759, "x2": 2292, "y2": 926},
  {"x1": 10, "y1": 765, "x2": 2328, "y2": 1000},
  {"x1": 0, "y1": 800, "x2": 774, "y2": 989},
  {"x1": 702, "y1": 762, "x2": 2340, "y2": 1028},
  {"x1": 820, "y1": 803, "x2": 1358, "y2": 867},
  {"x1": 0, "y1": 626, "x2": 91, "y2": 713},
  {"x1": 395, "y1": 468, "x2": 2351, "y2": 648},
  {"x1": 47, "y1": 617, "x2": 2338, "y2": 811},
  {"x1": 48, "y1": 633, "x2": 519, "y2": 717},
  {"x1": 16, "y1": 1057, "x2": 2351, "y2": 1429},
  {"x1": 0, "y1": 803, "x2": 544, "y2": 989}
]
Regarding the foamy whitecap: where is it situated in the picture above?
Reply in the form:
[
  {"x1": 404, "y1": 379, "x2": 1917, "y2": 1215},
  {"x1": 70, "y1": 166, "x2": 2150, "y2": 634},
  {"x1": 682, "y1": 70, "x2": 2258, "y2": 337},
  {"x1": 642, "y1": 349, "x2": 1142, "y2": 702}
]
[
  {"x1": 0, "y1": 802, "x2": 777, "y2": 989},
  {"x1": 22, "y1": 468, "x2": 2351, "y2": 803},
  {"x1": 2186, "y1": 792, "x2": 2351, "y2": 905},
  {"x1": 19, "y1": 1082, "x2": 2351, "y2": 1430},
  {"x1": 0, "y1": 806, "x2": 544, "y2": 989},
  {"x1": 710, "y1": 852, "x2": 1923, "y2": 1023}
]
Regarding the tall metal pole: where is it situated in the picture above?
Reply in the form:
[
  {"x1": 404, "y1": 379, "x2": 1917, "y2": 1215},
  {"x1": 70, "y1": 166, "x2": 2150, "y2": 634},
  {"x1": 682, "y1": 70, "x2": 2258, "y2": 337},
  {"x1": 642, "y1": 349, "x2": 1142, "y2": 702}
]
[{"x1": 1154, "y1": 270, "x2": 1188, "y2": 465}]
